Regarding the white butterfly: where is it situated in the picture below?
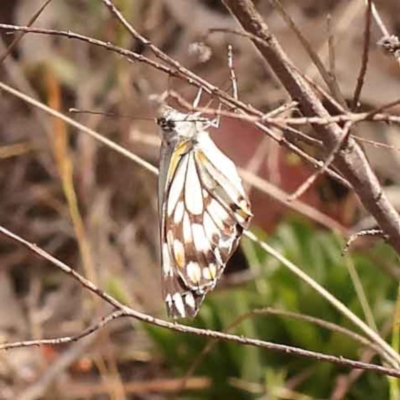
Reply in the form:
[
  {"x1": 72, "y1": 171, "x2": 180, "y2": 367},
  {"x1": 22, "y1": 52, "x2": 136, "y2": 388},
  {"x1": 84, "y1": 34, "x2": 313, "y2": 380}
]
[{"x1": 157, "y1": 91, "x2": 252, "y2": 318}]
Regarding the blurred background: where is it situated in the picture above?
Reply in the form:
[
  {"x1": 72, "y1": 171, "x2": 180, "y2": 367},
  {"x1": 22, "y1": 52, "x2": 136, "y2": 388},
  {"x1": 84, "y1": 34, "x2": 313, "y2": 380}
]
[{"x1": 1, "y1": 0, "x2": 400, "y2": 399}]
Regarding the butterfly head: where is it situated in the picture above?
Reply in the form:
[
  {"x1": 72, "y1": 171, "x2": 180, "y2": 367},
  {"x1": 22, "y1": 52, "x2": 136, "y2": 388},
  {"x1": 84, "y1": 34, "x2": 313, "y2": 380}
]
[
  {"x1": 157, "y1": 105, "x2": 207, "y2": 145},
  {"x1": 156, "y1": 115, "x2": 176, "y2": 132}
]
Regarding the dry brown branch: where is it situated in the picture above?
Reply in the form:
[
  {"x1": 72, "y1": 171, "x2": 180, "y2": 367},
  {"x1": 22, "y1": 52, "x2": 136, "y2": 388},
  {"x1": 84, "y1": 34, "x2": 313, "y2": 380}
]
[
  {"x1": 1, "y1": 225, "x2": 400, "y2": 379},
  {"x1": 222, "y1": 0, "x2": 400, "y2": 254}
]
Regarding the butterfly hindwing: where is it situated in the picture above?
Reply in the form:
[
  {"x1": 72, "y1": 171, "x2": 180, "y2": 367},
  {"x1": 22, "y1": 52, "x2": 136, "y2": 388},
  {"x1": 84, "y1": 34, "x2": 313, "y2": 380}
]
[{"x1": 195, "y1": 134, "x2": 252, "y2": 229}]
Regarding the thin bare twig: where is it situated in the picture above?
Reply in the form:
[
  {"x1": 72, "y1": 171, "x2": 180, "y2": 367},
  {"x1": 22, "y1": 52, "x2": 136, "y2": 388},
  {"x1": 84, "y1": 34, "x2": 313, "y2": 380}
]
[
  {"x1": 355, "y1": 136, "x2": 400, "y2": 153},
  {"x1": 327, "y1": 14, "x2": 336, "y2": 80},
  {"x1": 368, "y1": 0, "x2": 390, "y2": 37},
  {"x1": 99, "y1": 0, "x2": 274, "y2": 120},
  {"x1": 253, "y1": 308, "x2": 379, "y2": 351},
  {"x1": 239, "y1": 169, "x2": 348, "y2": 235},
  {"x1": 288, "y1": 121, "x2": 353, "y2": 201},
  {"x1": 269, "y1": 0, "x2": 346, "y2": 107},
  {"x1": 343, "y1": 229, "x2": 386, "y2": 255},
  {"x1": 265, "y1": 101, "x2": 298, "y2": 117},
  {"x1": 257, "y1": 123, "x2": 350, "y2": 188},
  {"x1": 0, "y1": 80, "x2": 158, "y2": 175},
  {"x1": 352, "y1": 0, "x2": 372, "y2": 110},
  {"x1": 0, "y1": 0, "x2": 54, "y2": 63},
  {"x1": 0, "y1": 311, "x2": 124, "y2": 350},
  {"x1": 343, "y1": 250, "x2": 377, "y2": 332},
  {"x1": 0, "y1": 23, "x2": 176, "y2": 77}
]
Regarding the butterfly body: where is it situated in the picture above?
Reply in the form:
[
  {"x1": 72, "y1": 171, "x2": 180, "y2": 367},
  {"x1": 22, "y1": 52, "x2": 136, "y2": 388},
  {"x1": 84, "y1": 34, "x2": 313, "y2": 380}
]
[{"x1": 157, "y1": 105, "x2": 252, "y2": 318}]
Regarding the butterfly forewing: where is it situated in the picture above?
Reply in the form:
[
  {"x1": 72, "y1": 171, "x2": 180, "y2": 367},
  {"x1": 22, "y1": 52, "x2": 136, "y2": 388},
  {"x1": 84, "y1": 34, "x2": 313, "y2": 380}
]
[{"x1": 158, "y1": 105, "x2": 252, "y2": 319}]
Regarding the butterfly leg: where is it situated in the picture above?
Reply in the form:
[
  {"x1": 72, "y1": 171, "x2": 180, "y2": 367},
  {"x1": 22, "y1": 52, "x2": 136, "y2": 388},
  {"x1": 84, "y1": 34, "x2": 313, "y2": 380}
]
[
  {"x1": 208, "y1": 45, "x2": 237, "y2": 129},
  {"x1": 193, "y1": 86, "x2": 221, "y2": 129},
  {"x1": 209, "y1": 103, "x2": 221, "y2": 129},
  {"x1": 193, "y1": 87, "x2": 203, "y2": 109}
]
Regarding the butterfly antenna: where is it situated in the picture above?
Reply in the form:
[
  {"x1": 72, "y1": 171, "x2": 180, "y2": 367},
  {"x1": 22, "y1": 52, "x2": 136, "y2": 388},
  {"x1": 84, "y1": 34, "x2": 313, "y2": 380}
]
[{"x1": 69, "y1": 108, "x2": 154, "y2": 121}]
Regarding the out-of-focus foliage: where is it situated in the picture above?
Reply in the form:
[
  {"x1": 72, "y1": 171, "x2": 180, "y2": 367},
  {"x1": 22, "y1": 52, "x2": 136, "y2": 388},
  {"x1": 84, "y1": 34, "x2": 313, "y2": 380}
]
[{"x1": 147, "y1": 218, "x2": 398, "y2": 399}]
